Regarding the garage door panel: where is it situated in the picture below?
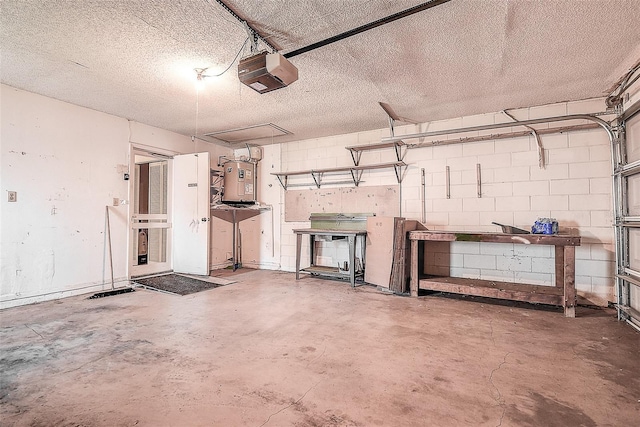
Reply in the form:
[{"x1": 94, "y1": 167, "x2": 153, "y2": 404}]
[
  {"x1": 627, "y1": 114, "x2": 640, "y2": 163},
  {"x1": 631, "y1": 286, "x2": 640, "y2": 314},
  {"x1": 619, "y1": 101, "x2": 640, "y2": 326},
  {"x1": 628, "y1": 174, "x2": 640, "y2": 216},
  {"x1": 630, "y1": 229, "x2": 640, "y2": 273}
]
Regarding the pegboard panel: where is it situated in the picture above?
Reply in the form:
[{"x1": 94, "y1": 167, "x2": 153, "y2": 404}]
[{"x1": 285, "y1": 185, "x2": 400, "y2": 221}]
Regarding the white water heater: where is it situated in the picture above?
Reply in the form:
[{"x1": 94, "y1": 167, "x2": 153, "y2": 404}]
[{"x1": 222, "y1": 160, "x2": 257, "y2": 204}]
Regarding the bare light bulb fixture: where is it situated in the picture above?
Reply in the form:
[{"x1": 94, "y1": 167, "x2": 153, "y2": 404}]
[{"x1": 194, "y1": 68, "x2": 210, "y2": 91}]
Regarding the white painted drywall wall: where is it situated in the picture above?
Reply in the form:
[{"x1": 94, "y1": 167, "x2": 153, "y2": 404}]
[{"x1": 0, "y1": 85, "x2": 232, "y2": 308}]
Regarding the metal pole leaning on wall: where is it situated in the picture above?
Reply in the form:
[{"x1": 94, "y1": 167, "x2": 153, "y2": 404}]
[
  {"x1": 90, "y1": 205, "x2": 136, "y2": 299},
  {"x1": 477, "y1": 163, "x2": 482, "y2": 198},
  {"x1": 399, "y1": 179, "x2": 402, "y2": 218},
  {"x1": 421, "y1": 168, "x2": 426, "y2": 223},
  {"x1": 445, "y1": 166, "x2": 451, "y2": 199},
  {"x1": 106, "y1": 206, "x2": 114, "y2": 291}
]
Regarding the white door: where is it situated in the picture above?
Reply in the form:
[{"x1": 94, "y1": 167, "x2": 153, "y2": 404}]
[{"x1": 173, "y1": 152, "x2": 210, "y2": 275}]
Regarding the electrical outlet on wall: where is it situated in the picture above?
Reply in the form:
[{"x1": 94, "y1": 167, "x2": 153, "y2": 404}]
[{"x1": 8, "y1": 191, "x2": 17, "y2": 202}]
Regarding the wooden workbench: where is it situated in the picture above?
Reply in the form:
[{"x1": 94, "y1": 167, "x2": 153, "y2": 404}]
[{"x1": 409, "y1": 231, "x2": 581, "y2": 317}]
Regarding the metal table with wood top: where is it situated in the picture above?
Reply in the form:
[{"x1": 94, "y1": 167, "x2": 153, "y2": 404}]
[
  {"x1": 409, "y1": 230, "x2": 581, "y2": 317},
  {"x1": 293, "y1": 228, "x2": 367, "y2": 287}
]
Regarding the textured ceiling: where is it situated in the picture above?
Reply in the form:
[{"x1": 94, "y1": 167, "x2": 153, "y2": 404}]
[{"x1": 1, "y1": 0, "x2": 640, "y2": 147}]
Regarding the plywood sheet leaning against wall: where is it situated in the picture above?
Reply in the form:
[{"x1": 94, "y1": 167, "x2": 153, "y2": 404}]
[
  {"x1": 365, "y1": 216, "x2": 427, "y2": 293},
  {"x1": 284, "y1": 185, "x2": 400, "y2": 222}
]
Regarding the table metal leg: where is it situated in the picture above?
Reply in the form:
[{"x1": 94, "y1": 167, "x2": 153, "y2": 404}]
[
  {"x1": 360, "y1": 235, "x2": 366, "y2": 274},
  {"x1": 295, "y1": 233, "x2": 302, "y2": 280},
  {"x1": 309, "y1": 235, "x2": 316, "y2": 267},
  {"x1": 348, "y1": 235, "x2": 356, "y2": 287},
  {"x1": 231, "y1": 211, "x2": 238, "y2": 271}
]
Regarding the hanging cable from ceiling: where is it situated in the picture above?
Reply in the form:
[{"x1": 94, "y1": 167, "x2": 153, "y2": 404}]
[
  {"x1": 195, "y1": 36, "x2": 250, "y2": 81},
  {"x1": 194, "y1": 85, "x2": 200, "y2": 140},
  {"x1": 191, "y1": 28, "x2": 250, "y2": 142}
]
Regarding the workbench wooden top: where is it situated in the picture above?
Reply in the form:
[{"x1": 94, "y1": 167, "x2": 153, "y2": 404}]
[
  {"x1": 293, "y1": 228, "x2": 367, "y2": 236},
  {"x1": 408, "y1": 230, "x2": 581, "y2": 246}
]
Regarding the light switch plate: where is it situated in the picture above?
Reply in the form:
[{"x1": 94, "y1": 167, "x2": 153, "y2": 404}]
[{"x1": 8, "y1": 191, "x2": 17, "y2": 202}]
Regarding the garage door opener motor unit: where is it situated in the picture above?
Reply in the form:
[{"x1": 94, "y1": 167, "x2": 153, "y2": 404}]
[{"x1": 238, "y1": 52, "x2": 298, "y2": 94}]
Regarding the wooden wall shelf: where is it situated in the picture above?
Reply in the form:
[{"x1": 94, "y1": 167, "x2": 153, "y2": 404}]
[
  {"x1": 344, "y1": 141, "x2": 406, "y2": 165},
  {"x1": 272, "y1": 161, "x2": 406, "y2": 190}
]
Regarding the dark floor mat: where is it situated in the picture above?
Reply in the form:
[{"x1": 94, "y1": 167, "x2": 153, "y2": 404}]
[{"x1": 133, "y1": 274, "x2": 227, "y2": 296}]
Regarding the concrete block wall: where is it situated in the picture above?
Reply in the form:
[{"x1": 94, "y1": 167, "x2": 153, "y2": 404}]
[
  {"x1": 275, "y1": 129, "x2": 398, "y2": 272},
  {"x1": 266, "y1": 98, "x2": 616, "y2": 305}
]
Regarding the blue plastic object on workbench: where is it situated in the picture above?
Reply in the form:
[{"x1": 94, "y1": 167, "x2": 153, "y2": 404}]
[{"x1": 531, "y1": 218, "x2": 558, "y2": 234}]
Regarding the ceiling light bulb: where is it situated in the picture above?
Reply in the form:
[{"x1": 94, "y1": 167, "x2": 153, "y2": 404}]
[{"x1": 194, "y1": 68, "x2": 208, "y2": 91}]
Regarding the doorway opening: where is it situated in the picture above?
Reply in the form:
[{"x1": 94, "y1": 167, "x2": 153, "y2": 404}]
[{"x1": 129, "y1": 149, "x2": 173, "y2": 278}]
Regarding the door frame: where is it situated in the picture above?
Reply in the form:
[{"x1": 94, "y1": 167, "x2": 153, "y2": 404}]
[{"x1": 128, "y1": 144, "x2": 177, "y2": 278}]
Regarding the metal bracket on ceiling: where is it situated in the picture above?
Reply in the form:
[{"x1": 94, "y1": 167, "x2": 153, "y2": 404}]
[
  {"x1": 214, "y1": 0, "x2": 279, "y2": 53},
  {"x1": 379, "y1": 102, "x2": 416, "y2": 162},
  {"x1": 243, "y1": 22, "x2": 260, "y2": 54},
  {"x1": 502, "y1": 110, "x2": 546, "y2": 169},
  {"x1": 606, "y1": 62, "x2": 640, "y2": 110}
]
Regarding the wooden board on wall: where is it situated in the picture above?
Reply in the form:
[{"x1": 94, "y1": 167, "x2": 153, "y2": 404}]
[{"x1": 285, "y1": 185, "x2": 400, "y2": 222}]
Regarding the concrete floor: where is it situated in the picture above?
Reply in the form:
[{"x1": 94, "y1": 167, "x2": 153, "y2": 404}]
[{"x1": 1, "y1": 269, "x2": 639, "y2": 427}]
